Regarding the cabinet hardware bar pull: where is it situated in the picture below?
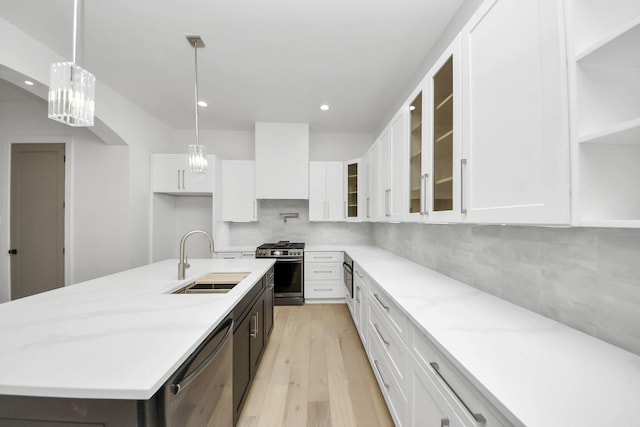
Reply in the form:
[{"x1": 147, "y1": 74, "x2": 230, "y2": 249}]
[
  {"x1": 313, "y1": 270, "x2": 333, "y2": 274},
  {"x1": 366, "y1": 197, "x2": 370, "y2": 218},
  {"x1": 182, "y1": 170, "x2": 185, "y2": 190},
  {"x1": 250, "y1": 313, "x2": 258, "y2": 338},
  {"x1": 313, "y1": 288, "x2": 333, "y2": 291},
  {"x1": 356, "y1": 286, "x2": 360, "y2": 303},
  {"x1": 460, "y1": 158, "x2": 467, "y2": 215},
  {"x1": 430, "y1": 362, "x2": 486, "y2": 424},
  {"x1": 441, "y1": 418, "x2": 450, "y2": 427},
  {"x1": 344, "y1": 200, "x2": 347, "y2": 218},
  {"x1": 373, "y1": 360, "x2": 390, "y2": 389},
  {"x1": 424, "y1": 173, "x2": 429, "y2": 216},
  {"x1": 373, "y1": 293, "x2": 390, "y2": 311},
  {"x1": 373, "y1": 323, "x2": 390, "y2": 347},
  {"x1": 177, "y1": 170, "x2": 180, "y2": 189},
  {"x1": 355, "y1": 269, "x2": 363, "y2": 279},
  {"x1": 315, "y1": 256, "x2": 333, "y2": 259},
  {"x1": 420, "y1": 173, "x2": 425, "y2": 215}
]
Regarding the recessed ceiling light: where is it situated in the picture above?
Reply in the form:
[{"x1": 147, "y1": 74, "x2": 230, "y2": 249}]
[
  {"x1": 320, "y1": 104, "x2": 330, "y2": 111},
  {"x1": 24, "y1": 80, "x2": 34, "y2": 86},
  {"x1": 197, "y1": 100, "x2": 208, "y2": 107}
]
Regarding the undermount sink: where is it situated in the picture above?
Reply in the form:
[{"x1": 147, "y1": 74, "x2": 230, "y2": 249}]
[{"x1": 173, "y1": 272, "x2": 249, "y2": 294}]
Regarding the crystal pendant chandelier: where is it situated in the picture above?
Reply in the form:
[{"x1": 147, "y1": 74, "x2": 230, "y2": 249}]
[
  {"x1": 48, "y1": 0, "x2": 96, "y2": 127},
  {"x1": 187, "y1": 35, "x2": 208, "y2": 174}
]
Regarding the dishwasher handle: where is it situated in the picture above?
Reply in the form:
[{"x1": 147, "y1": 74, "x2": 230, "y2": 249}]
[
  {"x1": 342, "y1": 262, "x2": 353, "y2": 275},
  {"x1": 171, "y1": 317, "x2": 233, "y2": 395}
]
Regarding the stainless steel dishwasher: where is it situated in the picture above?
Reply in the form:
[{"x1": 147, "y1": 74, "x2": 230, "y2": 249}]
[{"x1": 161, "y1": 315, "x2": 233, "y2": 427}]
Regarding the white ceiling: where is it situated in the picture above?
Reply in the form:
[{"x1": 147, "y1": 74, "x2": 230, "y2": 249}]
[{"x1": 0, "y1": 0, "x2": 464, "y2": 132}]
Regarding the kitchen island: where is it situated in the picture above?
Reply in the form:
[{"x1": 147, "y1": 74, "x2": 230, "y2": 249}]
[{"x1": 0, "y1": 258, "x2": 274, "y2": 424}]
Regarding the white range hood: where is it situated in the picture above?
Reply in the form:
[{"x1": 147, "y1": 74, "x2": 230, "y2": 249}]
[{"x1": 255, "y1": 122, "x2": 309, "y2": 199}]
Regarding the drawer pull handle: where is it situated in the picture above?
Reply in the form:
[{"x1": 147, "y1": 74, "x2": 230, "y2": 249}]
[
  {"x1": 430, "y1": 362, "x2": 486, "y2": 424},
  {"x1": 373, "y1": 360, "x2": 390, "y2": 389},
  {"x1": 314, "y1": 256, "x2": 333, "y2": 259},
  {"x1": 313, "y1": 270, "x2": 333, "y2": 274},
  {"x1": 373, "y1": 293, "x2": 390, "y2": 311},
  {"x1": 373, "y1": 323, "x2": 390, "y2": 347},
  {"x1": 355, "y1": 269, "x2": 364, "y2": 279},
  {"x1": 356, "y1": 286, "x2": 360, "y2": 303},
  {"x1": 313, "y1": 288, "x2": 333, "y2": 292}
]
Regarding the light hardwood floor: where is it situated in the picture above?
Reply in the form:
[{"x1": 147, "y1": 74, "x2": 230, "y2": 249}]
[{"x1": 237, "y1": 304, "x2": 394, "y2": 427}]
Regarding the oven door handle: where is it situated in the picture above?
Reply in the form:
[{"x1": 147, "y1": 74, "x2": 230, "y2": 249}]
[
  {"x1": 342, "y1": 262, "x2": 353, "y2": 274},
  {"x1": 274, "y1": 258, "x2": 303, "y2": 263}
]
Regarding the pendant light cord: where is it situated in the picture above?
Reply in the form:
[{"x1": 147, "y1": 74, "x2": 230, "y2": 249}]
[
  {"x1": 72, "y1": 0, "x2": 78, "y2": 64},
  {"x1": 194, "y1": 44, "x2": 200, "y2": 146}
]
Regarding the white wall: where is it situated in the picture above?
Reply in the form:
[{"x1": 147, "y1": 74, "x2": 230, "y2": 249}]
[
  {"x1": 171, "y1": 129, "x2": 373, "y2": 161},
  {"x1": 0, "y1": 95, "x2": 131, "y2": 300}
]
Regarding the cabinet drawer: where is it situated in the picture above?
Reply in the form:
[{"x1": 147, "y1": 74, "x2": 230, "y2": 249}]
[
  {"x1": 369, "y1": 280, "x2": 408, "y2": 344},
  {"x1": 304, "y1": 262, "x2": 341, "y2": 280},
  {"x1": 410, "y1": 326, "x2": 513, "y2": 427},
  {"x1": 369, "y1": 330, "x2": 407, "y2": 427},
  {"x1": 305, "y1": 251, "x2": 342, "y2": 262},
  {"x1": 305, "y1": 281, "x2": 343, "y2": 299},
  {"x1": 369, "y1": 302, "x2": 408, "y2": 389},
  {"x1": 216, "y1": 252, "x2": 241, "y2": 259}
]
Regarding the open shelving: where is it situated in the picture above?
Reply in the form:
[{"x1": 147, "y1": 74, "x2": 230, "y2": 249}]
[{"x1": 570, "y1": 0, "x2": 640, "y2": 227}]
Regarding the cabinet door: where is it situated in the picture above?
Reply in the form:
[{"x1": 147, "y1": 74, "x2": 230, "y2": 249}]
[
  {"x1": 325, "y1": 161, "x2": 344, "y2": 221},
  {"x1": 461, "y1": 0, "x2": 570, "y2": 224},
  {"x1": 309, "y1": 161, "x2": 327, "y2": 221},
  {"x1": 152, "y1": 155, "x2": 181, "y2": 193},
  {"x1": 390, "y1": 110, "x2": 409, "y2": 221},
  {"x1": 233, "y1": 313, "x2": 253, "y2": 423},
  {"x1": 428, "y1": 36, "x2": 463, "y2": 223},
  {"x1": 361, "y1": 154, "x2": 371, "y2": 220},
  {"x1": 182, "y1": 155, "x2": 214, "y2": 192},
  {"x1": 345, "y1": 159, "x2": 361, "y2": 221},
  {"x1": 380, "y1": 128, "x2": 393, "y2": 221},
  {"x1": 410, "y1": 357, "x2": 466, "y2": 427},
  {"x1": 369, "y1": 141, "x2": 382, "y2": 221},
  {"x1": 222, "y1": 160, "x2": 257, "y2": 222},
  {"x1": 264, "y1": 274, "x2": 274, "y2": 339},
  {"x1": 406, "y1": 85, "x2": 428, "y2": 222},
  {"x1": 250, "y1": 295, "x2": 265, "y2": 377}
]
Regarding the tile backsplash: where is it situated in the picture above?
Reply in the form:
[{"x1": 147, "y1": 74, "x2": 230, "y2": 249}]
[
  {"x1": 373, "y1": 223, "x2": 640, "y2": 356},
  {"x1": 228, "y1": 200, "x2": 373, "y2": 246}
]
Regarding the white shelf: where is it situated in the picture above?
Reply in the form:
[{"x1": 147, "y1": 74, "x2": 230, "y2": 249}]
[
  {"x1": 435, "y1": 93, "x2": 453, "y2": 110},
  {"x1": 435, "y1": 129, "x2": 453, "y2": 143},
  {"x1": 579, "y1": 117, "x2": 640, "y2": 145},
  {"x1": 577, "y1": 18, "x2": 640, "y2": 66},
  {"x1": 435, "y1": 176, "x2": 452, "y2": 185}
]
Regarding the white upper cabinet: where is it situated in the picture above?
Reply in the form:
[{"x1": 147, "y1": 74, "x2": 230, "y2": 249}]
[
  {"x1": 368, "y1": 140, "x2": 382, "y2": 221},
  {"x1": 255, "y1": 122, "x2": 309, "y2": 199},
  {"x1": 379, "y1": 111, "x2": 408, "y2": 222},
  {"x1": 222, "y1": 160, "x2": 257, "y2": 222},
  {"x1": 428, "y1": 36, "x2": 463, "y2": 223},
  {"x1": 460, "y1": 0, "x2": 571, "y2": 224},
  {"x1": 567, "y1": 0, "x2": 640, "y2": 227},
  {"x1": 309, "y1": 161, "x2": 344, "y2": 221},
  {"x1": 151, "y1": 154, "x2": 214, "y2": 194}
]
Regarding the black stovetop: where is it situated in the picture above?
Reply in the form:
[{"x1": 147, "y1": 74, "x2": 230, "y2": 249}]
[{"x1": 257, "y1": 241, "x2": 305, "y2": 250}]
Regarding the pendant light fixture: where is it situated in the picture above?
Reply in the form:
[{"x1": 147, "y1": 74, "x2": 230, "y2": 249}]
[
  {"x1": 187, "y1": 35, "x2": 208, "y2": 174},
  {"x1": 48, "y1": 0, "x2": 96, "y2": 127}
]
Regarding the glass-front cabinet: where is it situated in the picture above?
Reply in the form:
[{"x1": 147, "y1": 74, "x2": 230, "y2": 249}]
[
  {"x1": 428, "y1": 35, "x2": 462, "y2": 222},
  {"x1": 344, "y1": 158, "x2": 363, "y2": 221},
  {"x1": 409, "y1": 91, "x2": 423, "y2": 215}
]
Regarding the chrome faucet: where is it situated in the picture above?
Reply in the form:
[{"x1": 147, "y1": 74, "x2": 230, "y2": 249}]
[{"x1": 178, "y1": 230, "x2": 214, "y2": 280}]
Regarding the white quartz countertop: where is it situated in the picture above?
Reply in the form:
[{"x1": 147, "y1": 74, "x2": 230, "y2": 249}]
[
  {"x1": 341, "y1": 246, "x2": 640, "y2": 427},
  {"x1": 0, "y1": 258, "x2": 274, "y2": 400}
]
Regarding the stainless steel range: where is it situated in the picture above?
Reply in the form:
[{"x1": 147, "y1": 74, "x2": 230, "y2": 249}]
[{"x1": 255, "y1": 241, "x2": 304, "y2": 305}]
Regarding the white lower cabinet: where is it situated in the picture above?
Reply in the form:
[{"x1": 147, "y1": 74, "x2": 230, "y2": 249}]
[
  {"x1": 348, "y1": 259, "x2": 513, "y2": 427},
  {"x1": 410, "y1": 355, "x2": 467, "y2": 427},
  {"x1": 304, "y1": 251, "x2": 344, "y2": 302},
  {"x1": 369, "y1": 328, "x2": 408, "y2": 427}
]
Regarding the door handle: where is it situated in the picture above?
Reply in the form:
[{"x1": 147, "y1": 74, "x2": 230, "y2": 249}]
[{"x1": 8, "y1": 249, "x2": 17, "y2": 255}]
